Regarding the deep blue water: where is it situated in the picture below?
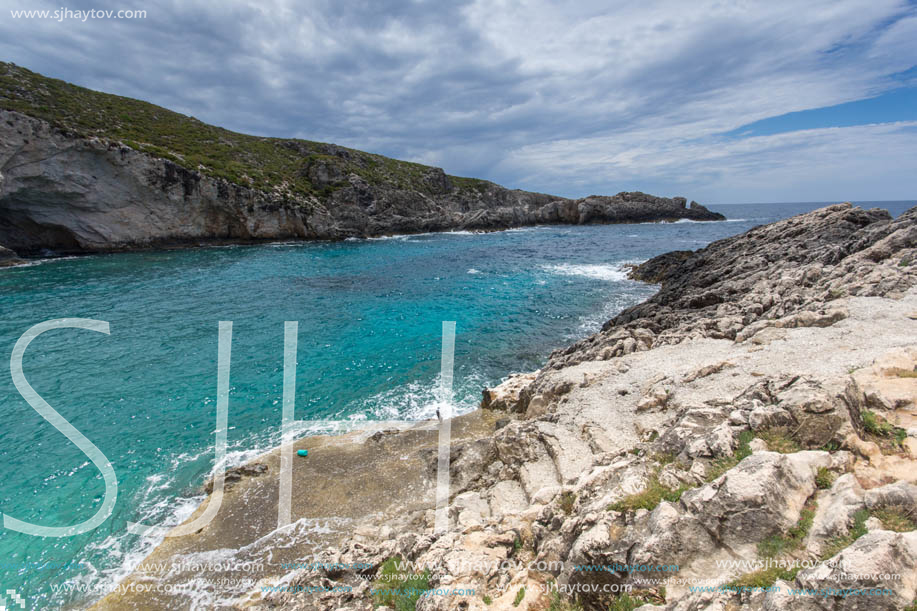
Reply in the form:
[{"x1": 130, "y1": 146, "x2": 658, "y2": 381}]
[{"x1": 0, "y1": 200, "x2": 912, "y2": 608}]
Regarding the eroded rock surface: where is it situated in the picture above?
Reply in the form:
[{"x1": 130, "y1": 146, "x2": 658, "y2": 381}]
[{"x1": 95, "y1": 204, "x2": 917, "y2": 611}]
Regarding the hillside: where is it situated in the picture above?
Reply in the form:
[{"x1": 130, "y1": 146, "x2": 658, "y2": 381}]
[
  {"x1": 0, "y1": 62, "x2": 723, "y2": 256},
  {"x1": 0, "y1": 61, "x2": 493, "y2": 199}
]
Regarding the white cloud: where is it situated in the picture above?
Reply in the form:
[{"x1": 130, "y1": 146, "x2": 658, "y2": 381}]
[
  {"x1": 503, "y1": 121, "x2": 917, "y2": 202},
  {"x1": 1, "y1": 0, "x2": 915, "y2": 201}
]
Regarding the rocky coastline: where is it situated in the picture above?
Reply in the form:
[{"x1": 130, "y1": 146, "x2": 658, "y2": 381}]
[
  {"x1": 94, "y1": 203, "x2": 917, "y2": 611},
  {"x1": 0, "y1": 107, "x2": 722, "y2": 262}
]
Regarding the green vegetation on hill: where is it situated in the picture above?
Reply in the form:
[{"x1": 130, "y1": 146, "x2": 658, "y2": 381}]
[{"x1": 0, "y1": 61, "x2": 491, "y2": 199}]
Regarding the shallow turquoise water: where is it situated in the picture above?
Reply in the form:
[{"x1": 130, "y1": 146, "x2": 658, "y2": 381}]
[{"x1": 0, "y1": 201, "x2": 911, "y2": 608}]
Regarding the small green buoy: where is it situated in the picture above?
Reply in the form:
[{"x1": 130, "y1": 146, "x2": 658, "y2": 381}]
[{"x1": 297, "y1": 449, "x2": 308, "y2": 457}]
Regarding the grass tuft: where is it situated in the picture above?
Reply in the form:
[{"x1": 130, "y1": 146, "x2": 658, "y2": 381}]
[
  {"x1": 371, "y1": 557, "x2": 430, "y2": 611},
  {"x1": 546, "y1": 588, "x2": 583, "y2": 611},
  {"x1": 757, "y1": 503, "x2": 815, "y2": 558},
  {"x1": 608, "y1": 591, "x2": 659, "y2": 611},
  {"x1": 729, "y1": 565, "x2": 801, "y2": 589},
  {"x1": 861, "y1": 410, "x2": 908, "y2": 452},
  {"x1": 607, "y1": 473, "x2": 690, "y2": 512},
  {"x1": 512, "y1": 535, "x2": 523, "y2": 555},
  {"x1": 706, "y1": 429, "x2": 755, "y2": 482},
  {"x1": 821, "y1": 508, "x2": 870, "y2": 560},
  {"x1": 862, "y1": 410, "x2": 895, "y2": 436},
  {"x1": 758, "y1": 427, "x2": 800, "y2": 454},
  {"x1": 873, "y1": 507, "x2": 917, "y2": 532},
  {"x1": 559, "y1": 492, "x2": 577, "y2": 515},
  {"x1": 815, "y1": 467, "x2": 836, "y2": 490},
  {"x1": 728, "y1": 502, "x2": 816, "y2": 589},
  {"x1": 611, "y1": 429, "x2": 761, "y2": 512}
]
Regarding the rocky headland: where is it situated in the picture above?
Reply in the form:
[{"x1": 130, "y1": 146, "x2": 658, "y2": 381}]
[
  {"x1": 0, "y1": 62, "x2": 722, "y2": 260},
  {"x1": 93, "y1": 203, "x2": 917, "y2": 611}
]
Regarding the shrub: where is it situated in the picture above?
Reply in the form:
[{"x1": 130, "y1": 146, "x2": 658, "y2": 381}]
[
  {"x1": 371, "y1": 557, "x2": 430, "y2": 611},
  {"x1": 559, "y1": 492, "x2": 577, "y2": 515},
  {"x1": 815, "y1": 467, "x2": 836, "y2": 490},
  {"x1": 862, "y1": 410, "x2": 894, "y2": 436},
  {"x1": 513, "y1": 587, "x2": 525, "y2": 607}
]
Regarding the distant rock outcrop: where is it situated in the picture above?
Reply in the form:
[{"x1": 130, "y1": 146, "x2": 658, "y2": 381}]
[{"x1": 543, "y1": 203, "x2": 917, "y2": 369}]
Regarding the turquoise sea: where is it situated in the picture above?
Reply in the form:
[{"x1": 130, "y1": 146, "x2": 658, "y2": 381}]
[{"x1": 0, "y1": 200, "x2": 912, "y2": 609}]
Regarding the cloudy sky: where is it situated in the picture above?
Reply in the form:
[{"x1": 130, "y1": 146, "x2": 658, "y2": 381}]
[{"x1": 2, "y1": 0, "x2": 916, "y2": 203}]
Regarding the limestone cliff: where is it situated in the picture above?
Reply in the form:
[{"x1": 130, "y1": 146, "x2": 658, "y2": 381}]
[{"x1": 0, "y1": 62, "x2": 724, "y2": 256}]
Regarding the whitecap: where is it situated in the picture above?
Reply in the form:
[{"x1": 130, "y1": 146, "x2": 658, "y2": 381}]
[
  {"x1": 0, "y1": 255, "x2": 82, "y2": 269},
  {"x1": 541, "y1": 263, "x2": 629, "y2": 282},
  {"x1": 340, "y1": 370, "x2": 488, "y2": 423},
  {"x1": 366, "y1": 234, "x2": 411, "y2": 241},
  {"x1": 674, "y1": 217, "x2": 749, "y2": 223}
]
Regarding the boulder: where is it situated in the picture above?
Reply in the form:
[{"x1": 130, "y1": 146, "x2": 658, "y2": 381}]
[
  {"x1": 773, "y1": 530, "x2": 917, "y2": 610},
  {"x1": 681, "y1": 452, "x2": 833, "y2": 547},
  {"x1": 0, "y1": 244, "x2": 22, "y2": 266}
]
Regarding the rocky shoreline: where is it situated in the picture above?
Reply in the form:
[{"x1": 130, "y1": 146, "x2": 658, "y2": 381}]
[
  {"x1": 0, "y1": 242, "x2": 24, "y2": 267},
  {"x1": 0, "y1": 106, "x2": 723, "y2": 261},
  {"x1": 94, "y1": 203, "x2": 917, "y2": 611}
]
